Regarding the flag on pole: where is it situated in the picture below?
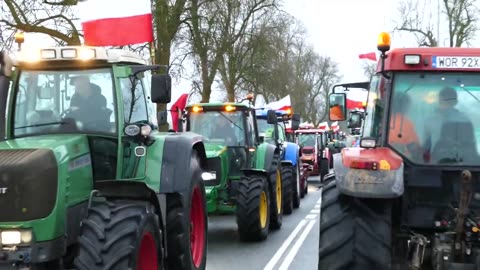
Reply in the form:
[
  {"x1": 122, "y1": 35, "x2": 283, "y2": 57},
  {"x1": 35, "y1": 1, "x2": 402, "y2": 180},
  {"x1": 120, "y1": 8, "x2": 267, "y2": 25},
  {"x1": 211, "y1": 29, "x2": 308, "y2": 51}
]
[
  {"x1": 318, "y1": 121, "x2": 329, "y2": 131},
  {"x1": 331, "y1": 121, "x2": 340, "y2": 132},
  {"x1": 170, "y1": 93, "x2": 189, "y2": 131},
  {"x1": 358, "y1": 52, "x2": 377, "y2": 61},
  {"x1": 265, "y1": 95, "x2": 291, "y2": 113},
  {"x1": 79, "y1": 0, "x2": 154, "y2": 46}
]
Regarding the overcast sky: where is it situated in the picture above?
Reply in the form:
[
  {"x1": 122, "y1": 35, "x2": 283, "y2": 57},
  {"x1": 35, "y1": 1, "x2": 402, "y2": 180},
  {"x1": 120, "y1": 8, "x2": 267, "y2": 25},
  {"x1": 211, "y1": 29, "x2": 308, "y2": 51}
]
[{"x1": 20, "y1": 0, "x2": 453, "y2": 104}]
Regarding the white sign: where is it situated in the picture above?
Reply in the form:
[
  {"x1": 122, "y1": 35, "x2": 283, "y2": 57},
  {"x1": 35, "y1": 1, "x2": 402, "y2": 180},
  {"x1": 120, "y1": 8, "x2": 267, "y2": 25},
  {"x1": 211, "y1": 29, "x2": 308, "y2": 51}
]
[{"x1": 432, "y1": 56, "x2": 480, "y2": 68}]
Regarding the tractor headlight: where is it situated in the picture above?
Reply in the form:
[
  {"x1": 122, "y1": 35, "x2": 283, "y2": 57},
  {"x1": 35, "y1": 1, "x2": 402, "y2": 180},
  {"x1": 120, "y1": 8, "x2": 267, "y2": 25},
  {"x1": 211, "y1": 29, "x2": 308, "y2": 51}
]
[
  {"x1": 201, "y1": 172, "x2": 216, "y2": 181},
  {"x1": 1, "y1": 230, "x2": 32, "y2": 245}
]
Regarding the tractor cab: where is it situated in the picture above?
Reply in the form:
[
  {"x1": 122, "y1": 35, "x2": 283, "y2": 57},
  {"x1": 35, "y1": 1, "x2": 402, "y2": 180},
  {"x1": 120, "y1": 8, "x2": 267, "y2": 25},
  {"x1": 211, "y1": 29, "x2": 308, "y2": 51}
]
[
  {"x1": 294, "y1": 128, "x2": 329, "y2": 178},
  {"x1": 8, "y1": 46, "x2": 170, "y2": 181},
  {"x1": 255, "y1": 108, "x2": 300, "y2": 146}
]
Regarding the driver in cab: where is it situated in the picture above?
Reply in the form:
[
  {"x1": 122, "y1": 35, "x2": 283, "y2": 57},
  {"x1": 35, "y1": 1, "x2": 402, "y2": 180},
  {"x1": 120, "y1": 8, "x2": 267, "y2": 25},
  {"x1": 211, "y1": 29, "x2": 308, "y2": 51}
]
[
  {"x1": 212, "y1": 116, "x2": 236, "y2": 144},
  {"x1": 67, "y1": 75, "x2": 109, "y2": 129}
]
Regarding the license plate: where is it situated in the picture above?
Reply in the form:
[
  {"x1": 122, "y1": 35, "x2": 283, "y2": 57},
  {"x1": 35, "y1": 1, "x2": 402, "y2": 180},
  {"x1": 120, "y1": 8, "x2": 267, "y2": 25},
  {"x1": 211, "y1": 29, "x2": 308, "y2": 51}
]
[{"x1": 432, "y1": 56, "x2": 480, "y2": 68}]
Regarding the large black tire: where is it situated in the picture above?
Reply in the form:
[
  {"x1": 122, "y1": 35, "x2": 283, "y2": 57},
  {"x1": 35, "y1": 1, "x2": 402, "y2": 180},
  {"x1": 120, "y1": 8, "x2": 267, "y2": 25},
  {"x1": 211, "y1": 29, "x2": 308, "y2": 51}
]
[
  {"x1": 281, "y1": 165, "x2": 294, "y2": 215},
  {"x1": 299, "y1": 165, "x2": 305, "y2": 199},
  {"x1": 319, "y1": 180, "x2": 392, "y2": 270},
  {"x1": 292, "y1": 163, "x2": 301, "y2": 209},
  {"x1": 166, "y1": 153, "x2": 207, "y2": 270},
  {"x1": 269, "y1": 167, "x2": 283, "y2": 230},
  {"x1": 236, "y1": 176, "x2": 270, "y2": 241},
  {"x1": 74, "y1": 197, "x2": 163, "y2": 270}
]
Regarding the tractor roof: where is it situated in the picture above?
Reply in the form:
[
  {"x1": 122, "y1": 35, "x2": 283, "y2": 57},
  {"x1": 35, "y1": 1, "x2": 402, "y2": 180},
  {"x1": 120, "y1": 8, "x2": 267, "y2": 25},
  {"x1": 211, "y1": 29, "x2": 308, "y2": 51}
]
[
  {"x1": 12, "y1": 46, "x2": 147, "y2": 67},
  {"x1": 185, "y1": 102, "x2": 250, "y2": 112},
  {"x1": 378, "y1": 47, "x2": 480, "y2": 72}
]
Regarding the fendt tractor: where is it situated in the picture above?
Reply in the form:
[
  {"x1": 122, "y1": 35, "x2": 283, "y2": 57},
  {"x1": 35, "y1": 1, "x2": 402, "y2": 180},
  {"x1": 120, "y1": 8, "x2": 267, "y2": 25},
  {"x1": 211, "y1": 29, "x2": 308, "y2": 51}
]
[
  {"x1": 318, "y1": 32, "x2": 480, "y2": 269},
  {"x1": 295, "y1": 127, "x2": 330, "y2": 181},
  {"x1": 183, "y1": 99, "x2": 288, "y2": 241},
  {"x1": 256, "y1": 108, "x2": 302, "y2": 213},
  {"x1": 0, "y1": 44, "x2": 209, "y2": 270}
]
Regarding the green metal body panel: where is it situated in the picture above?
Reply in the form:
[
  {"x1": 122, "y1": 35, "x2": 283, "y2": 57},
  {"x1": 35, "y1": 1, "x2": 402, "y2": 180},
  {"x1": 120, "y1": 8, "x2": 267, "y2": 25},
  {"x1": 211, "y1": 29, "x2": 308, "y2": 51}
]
[{"x1": 0, "y1": 135, "x2": 92, "y2": 241}]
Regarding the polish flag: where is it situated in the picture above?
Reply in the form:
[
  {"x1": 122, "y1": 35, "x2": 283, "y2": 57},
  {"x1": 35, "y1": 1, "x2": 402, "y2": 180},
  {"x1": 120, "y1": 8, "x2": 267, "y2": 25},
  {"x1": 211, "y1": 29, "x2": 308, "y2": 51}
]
[
  {"x1": 79, "y1": 0, "x2": 154, "y2": 46},
  {"x1": 346, "y1": 90, "x2": 368, "y2": 109},
  {"x1": 170, "y1": 93, "x2": 189, "y2": 132},
  {"x1": 265, "y1": 95, "x2": 291, "y2": 113},
  {"x1": 318, "y1": 121, "x2": 329, "y2": 131},
  {"x1": 331, "y1": 121, "x2": 340, "y2": 132},
  {"x1": 359, "y1": 52, "x2": 377, "y2": 61}
]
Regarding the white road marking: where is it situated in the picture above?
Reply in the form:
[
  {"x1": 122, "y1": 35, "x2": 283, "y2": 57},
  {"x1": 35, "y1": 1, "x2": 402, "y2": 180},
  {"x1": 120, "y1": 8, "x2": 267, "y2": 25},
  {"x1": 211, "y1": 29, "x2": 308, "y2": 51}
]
[
  {"x1": 305, "y1": 214, "x2": 317, "y2": 219},
  {"x1": 278, "y1": 219, "x2": 317, "y2": 270},
  {"x1": 263, "y1": 219, "x2": 308, "y2": 270},
  {"x1": 310, "y1": 209, "x2": 320, "y2": 214},
  {"x1": 314, "y1": 204, "x2": 320, "y2": 208}
]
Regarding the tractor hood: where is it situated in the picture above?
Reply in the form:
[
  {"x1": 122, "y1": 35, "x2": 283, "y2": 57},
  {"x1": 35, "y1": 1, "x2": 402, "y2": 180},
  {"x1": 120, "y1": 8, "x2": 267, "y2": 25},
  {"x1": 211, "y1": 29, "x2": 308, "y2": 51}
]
[
  {"x1": 0, "y1": 134, "x2": 91, "y2": 162},
  {"x1": 204, "y1": 142, "x2": 227, "y2": 158}
]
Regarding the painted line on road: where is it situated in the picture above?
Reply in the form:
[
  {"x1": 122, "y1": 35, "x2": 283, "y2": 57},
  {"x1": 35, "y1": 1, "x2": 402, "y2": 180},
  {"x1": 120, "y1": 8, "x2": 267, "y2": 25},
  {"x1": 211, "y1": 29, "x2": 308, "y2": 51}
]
[
  {"x1": 263, "y1": 219, "x2": 308, "y2": 270},
  {"x1": 314, "y1": 204, "x2": 320, "y2": 208},
  {"x1": 310, "y1": 209, "x2": 320, "y2": 214},
  {"x1": 278, "y1": 219, "x2": 317, "y2": 270},
  {"x1": 305, "y1": 214, "x2": 317, "y2": 220}
]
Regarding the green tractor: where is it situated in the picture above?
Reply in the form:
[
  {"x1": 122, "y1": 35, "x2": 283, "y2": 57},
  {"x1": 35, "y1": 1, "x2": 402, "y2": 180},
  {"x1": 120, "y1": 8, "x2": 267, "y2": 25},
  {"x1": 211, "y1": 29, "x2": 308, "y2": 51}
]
[
  {"x1": 183, "y1": 102, "x2": 287, "y2": 241},
  {"x1": 0, "y1": 46, "x2": 208, "y2": 270}
]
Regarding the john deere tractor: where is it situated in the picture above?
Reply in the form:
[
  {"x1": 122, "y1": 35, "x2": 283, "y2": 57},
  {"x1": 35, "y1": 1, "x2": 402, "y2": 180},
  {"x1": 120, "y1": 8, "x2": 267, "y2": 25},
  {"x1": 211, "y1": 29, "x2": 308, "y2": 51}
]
[
  {"x1": 0, "y1": 46, "x2": 208, "y2": 270},
  {"x1": 256, "y1": 109, "x2": 302, "y2": 214},
  {"x1": 183, "y1": 101, "x2": 287, "y2": 241}
]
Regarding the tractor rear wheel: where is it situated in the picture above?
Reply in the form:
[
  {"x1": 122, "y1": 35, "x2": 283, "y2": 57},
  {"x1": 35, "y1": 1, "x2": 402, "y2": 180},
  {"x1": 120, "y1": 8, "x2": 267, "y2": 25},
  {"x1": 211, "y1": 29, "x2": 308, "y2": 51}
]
[
  {"x1": 74, "y1": 197, "x2": 163, "y2": 270},
  {"x1": 319, "y1": 180, "x2": 392, "y2": 270},
  {"x1": 269, "y1": 167, "x2": 283, "y2": 230},
  {"x1": 299, "y1": 165, "x2": 305, "y2": 199},
  {"x1": 281, "y1": 165, "x2": 294, "y2": 215},
  {"x1": 292, "y1": 163, "x2": 301, "y2": 209},
  {"x1": 236, "y1": 176, "x2": 270, "y2": 241},
  {"x1": 166, "y1": 153, "x2": 207, "y2": 270}
]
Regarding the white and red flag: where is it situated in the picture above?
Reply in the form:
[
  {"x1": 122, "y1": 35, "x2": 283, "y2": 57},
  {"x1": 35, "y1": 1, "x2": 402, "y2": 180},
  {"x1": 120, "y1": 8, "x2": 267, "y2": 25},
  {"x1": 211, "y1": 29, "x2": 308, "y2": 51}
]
[
  {"x1": 318, "y1": 121, "x2": 329, "y2": 131},
  {"x1": 265, "y1": 95, "x2": 291, "y2": 112},
  {"x1": 331, "y1": 121, "x2": 340, "y2": 132},
  {"x1": 79, "y1": 0, "x2": 154, "y2": 46},
  {"x1": 358, "y1": 52, "x2": 377, "y2": 61}
]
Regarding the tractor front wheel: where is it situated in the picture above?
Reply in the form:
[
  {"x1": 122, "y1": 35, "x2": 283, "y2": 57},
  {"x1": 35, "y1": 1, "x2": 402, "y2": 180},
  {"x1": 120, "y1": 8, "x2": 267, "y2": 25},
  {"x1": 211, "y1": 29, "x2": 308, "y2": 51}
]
[
  {"x1": 281, "y1": 166, "x2": 294, "y2": 215},
  {"x1": 74, "y1": 198, "x2": 163, "y2": 270},
  {"x1": 292, "y1": 163, "x2": 301, "y2": 209},
  {"x1": 318, "y1": 180, "x2": 392, "y2": 270},
  {"x1": 269, "y1": 168, "x2": 283, "y2": 230},
  {"x1": 166, "y1": 153, "x2": 207, "y2": 270},
  {"x1": 236, "y1": 176, "x2": 270, "y2": 241}
]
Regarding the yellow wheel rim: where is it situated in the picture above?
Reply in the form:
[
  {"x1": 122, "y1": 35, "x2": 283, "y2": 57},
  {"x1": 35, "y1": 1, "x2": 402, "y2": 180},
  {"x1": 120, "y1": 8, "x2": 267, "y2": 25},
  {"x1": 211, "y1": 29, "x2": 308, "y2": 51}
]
[
  {"x1": 259, "y1": 191, "x2": 268, "y2": 228},
  {"x1": 276, "y1": 170, "x2": 282, "y2": 214}
]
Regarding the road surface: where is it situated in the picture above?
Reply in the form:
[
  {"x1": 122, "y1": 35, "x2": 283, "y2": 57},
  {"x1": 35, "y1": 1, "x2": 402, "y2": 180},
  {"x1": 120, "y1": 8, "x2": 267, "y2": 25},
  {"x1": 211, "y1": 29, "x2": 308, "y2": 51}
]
[{"x1": 206, "y1": 177, "x2": 322, "y2": 270}]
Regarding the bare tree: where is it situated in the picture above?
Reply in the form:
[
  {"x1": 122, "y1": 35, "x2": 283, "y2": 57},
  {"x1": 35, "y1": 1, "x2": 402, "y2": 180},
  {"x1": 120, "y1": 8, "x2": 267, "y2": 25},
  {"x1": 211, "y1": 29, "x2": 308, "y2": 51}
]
[
  {"x1": 394, "y1": 0, "x2": 478, "y2": 47},
  {"x1": 362, "y1": 62, "x2": 376, "y2": 79},
  {"x1": 0, "y1": 0, "x2": 81, "y2": 51}
]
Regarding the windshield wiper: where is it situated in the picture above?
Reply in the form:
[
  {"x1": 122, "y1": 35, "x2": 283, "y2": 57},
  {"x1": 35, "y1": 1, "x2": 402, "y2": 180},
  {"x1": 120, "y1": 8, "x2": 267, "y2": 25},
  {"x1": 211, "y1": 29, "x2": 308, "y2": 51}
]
[
  {"x1": 15, "y1": 121, "x2": 67, "y2": 129},
  {"x1": 219, "y1": 112, "x2": 243, "y2": 130}
]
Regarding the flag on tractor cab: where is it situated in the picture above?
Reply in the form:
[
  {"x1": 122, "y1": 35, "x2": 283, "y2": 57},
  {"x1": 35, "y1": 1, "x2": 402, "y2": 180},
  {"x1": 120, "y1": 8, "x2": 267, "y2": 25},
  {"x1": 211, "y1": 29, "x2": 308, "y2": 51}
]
[
  {"x1": 358, "y1": 52, "x2": 377, "y2": 61},
  {"x1": 79, "y1": 0, "x2": 154, "y2": 46},
  {"x1": 265, "y1": 95, "x2": 291, "y2": 113},
  {"x1": 170, "y1": 93, "x2": 189, "y2": 131},
  {"x1": 331, "y1": 121, "x2": 340, "y2": 132}
]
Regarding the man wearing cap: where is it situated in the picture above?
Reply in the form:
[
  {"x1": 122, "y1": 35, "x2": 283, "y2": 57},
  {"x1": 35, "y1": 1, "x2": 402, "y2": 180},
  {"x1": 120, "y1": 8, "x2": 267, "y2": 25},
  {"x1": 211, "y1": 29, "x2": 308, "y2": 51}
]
[{"x1": 67, "y1": 75, "x2": 109, "y2": 130}]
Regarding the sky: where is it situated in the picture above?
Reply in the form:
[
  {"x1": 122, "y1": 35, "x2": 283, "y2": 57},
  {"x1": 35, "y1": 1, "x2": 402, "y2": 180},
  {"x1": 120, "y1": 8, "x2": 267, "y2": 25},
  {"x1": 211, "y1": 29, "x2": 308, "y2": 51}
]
[{"x1": 18, "y1": 0, "x2": 447, "y2": 106}]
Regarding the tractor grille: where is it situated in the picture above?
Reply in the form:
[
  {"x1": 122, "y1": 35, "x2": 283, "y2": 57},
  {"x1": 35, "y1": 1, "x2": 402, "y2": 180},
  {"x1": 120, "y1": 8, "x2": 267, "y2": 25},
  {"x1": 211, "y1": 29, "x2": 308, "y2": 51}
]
[
  {"x1": 205, "y1": 157, "x2": 222, "y2": 187},
  {"x1": 0, "y1": 149, "x2": 57, "y2": 222}
]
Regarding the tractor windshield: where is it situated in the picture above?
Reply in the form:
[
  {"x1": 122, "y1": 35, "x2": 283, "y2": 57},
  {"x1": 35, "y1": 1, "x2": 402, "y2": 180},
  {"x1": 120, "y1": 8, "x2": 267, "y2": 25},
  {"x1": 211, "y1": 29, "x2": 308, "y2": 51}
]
[
  {"x1": 389, "y1": 72, "x2": 480, "y2": 165},
  {"x1": 13, "y1": 68, "x2": 116, "y2": 137},
  {"x1": 189, "y1": 110, "x2": 245, "y2": 146},
  {"x1": 298, "y1": 134, "x2": 316, "y2": 148}
]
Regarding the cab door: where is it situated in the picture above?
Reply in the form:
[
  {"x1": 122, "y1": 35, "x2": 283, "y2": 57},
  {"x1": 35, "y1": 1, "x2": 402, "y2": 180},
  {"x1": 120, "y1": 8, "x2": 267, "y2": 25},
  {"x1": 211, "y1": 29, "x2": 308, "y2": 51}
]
[
  {"x1": 118, "y1": 76, "x2": 149, "y2": 179},
  {"x1": 245, "y1": 110, "x2": 258, "y2": 168}
]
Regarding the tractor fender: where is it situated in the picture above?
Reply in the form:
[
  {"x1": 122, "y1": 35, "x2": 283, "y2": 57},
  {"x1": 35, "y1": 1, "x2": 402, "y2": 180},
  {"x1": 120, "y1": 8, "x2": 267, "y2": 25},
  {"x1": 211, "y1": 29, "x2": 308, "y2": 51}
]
[
  {"x1": 283, "y1": 142, "x2": 299, "y2": 166},
  {"x1": 93, "y1": 180, "x2": 167, "y2": 247},
  {"x1": 280, "y1": 160, "x2": 293, "y2": 166},
  {"x1": 160, "y1": 132, "x2": 207, "y2": 194},
  {"x1": 334, "y1": 147, "x2": 404, "y2": 198}
]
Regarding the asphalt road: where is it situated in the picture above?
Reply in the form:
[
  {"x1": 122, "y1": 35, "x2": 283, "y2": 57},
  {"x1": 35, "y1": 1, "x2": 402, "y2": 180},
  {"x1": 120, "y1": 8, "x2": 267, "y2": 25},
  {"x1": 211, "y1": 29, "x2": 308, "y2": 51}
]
[{"x1": 206, "y1": 176, "x2": 322, "y2": 270}]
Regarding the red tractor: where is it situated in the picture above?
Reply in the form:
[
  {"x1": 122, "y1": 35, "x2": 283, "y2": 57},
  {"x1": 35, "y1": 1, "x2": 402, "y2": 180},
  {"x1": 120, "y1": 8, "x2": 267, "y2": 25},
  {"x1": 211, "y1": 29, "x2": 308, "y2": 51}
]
[
  {"x1": 295, "y1": 128, "x2": 330, "y2": 181},
  {"x1": 319, "y1": 32, "x2": 480, "y2": 269}
]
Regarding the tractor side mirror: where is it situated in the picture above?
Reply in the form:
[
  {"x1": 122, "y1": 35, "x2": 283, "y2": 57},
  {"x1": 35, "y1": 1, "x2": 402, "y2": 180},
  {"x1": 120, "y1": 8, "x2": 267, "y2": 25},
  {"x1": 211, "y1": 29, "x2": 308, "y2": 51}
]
[
  {"x1": 292, "y1": 113, "x2": 300, "y2": 130},
  {"x1": 347, "y1": 113, "x2": 362, "y2": 128},
  {"x1": 328, "y1": 93, "x2": 347, "y2": 121},
  {"x1": 151, "y1": 74, "x2": 171, "y2": 103},
  {"x1": 266, "y1": 110, "x2": 277, "y2": 124}
]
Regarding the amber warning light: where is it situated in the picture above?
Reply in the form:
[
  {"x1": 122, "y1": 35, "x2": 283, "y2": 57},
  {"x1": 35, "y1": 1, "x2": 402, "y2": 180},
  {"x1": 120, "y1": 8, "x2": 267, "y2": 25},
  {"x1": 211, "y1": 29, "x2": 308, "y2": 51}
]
[{"x1": 377, "y1": 32, "x2": 391, "y2": 53}]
